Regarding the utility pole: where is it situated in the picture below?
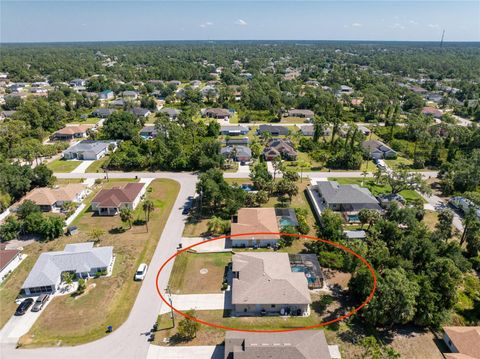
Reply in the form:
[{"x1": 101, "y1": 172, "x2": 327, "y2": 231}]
[{"x1": 165, "y1": 286, "x2": 175, "y2": 328}]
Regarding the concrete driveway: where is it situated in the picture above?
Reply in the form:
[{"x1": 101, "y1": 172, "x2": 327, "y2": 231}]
[
  {"x1": 160, "y1": 293, "x2": 231, "y2": 315},
  {"x1": 0, "y1": 297, "x2": 52, "y2": 344},
  {"x1": 70, "y1": 160, "x2": 94, "y2": 174},
  {"x1": 147, "y1": 345, "x2": 224, "y2": 359}
]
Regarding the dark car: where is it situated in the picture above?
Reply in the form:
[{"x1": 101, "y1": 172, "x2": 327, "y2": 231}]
[
  {"x1": 182, "y1": 207, "x2": 190, "y2": 215},
  {"x1": 15, "y1": 298, "x2": 34, "y2": 316},
  {"x1": 31, "y1": 294, "x2": 50, "y2": 312}
]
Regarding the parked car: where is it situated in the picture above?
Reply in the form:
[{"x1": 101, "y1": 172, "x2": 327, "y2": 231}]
[
  {"x1": 15, "y1": 298, "x2": 34, "y2": 316},
  {"x1": 31, "y1": 294, "x2": 50, "y2": 312},
  {"x1": 135, "y1": 263, "x2": 148, "y2": 281}
]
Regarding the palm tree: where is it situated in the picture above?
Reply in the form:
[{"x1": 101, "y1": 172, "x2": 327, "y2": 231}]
[
  {"x1": 120, "y1": 208, "x2": 134, "y2": 229},
  {"x1": 142, "y1": 200, "x2": 155, "y2": 232},
  {"x1": 88, "y1": 228, "x2": 106, "y2": 244},
  {"x1": 207, "y1": 216, "x2": 228, "y2": 235}
]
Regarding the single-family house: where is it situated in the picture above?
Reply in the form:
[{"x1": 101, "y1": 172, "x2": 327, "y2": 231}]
[
  {"x1": 344, "y1": 230, "x2": 367, "y2": 240},
  {"x1": 21, "y1": 242, "x2": 113, "y2": 295},
  {"x1": 362, "y1": 140, "x2": 397, "y2": 159},
  {"x1": 51, "y1": 125, "x2": 92, "y2": 141},
  {"x1": 70, "y1": 79, "x2": 86, "y2": 87},
  {"x1": 110, "y1": 99, "x2": 126, "y2": 107},
  {"x1": 338, "y1": 85, "x2": 353, "y2": 96},
  {"x1": 130, "y1": 107, "x2": 151, "y2": 118},
  {"x1": 158, "y1": 108, "x2": 181, "y2": 119},
  {"x1": 257, "y1": 124, "x2": 289, "y2": 136},
  {"x1": 309, "y1": 181, "x2": 382, "y2": 218},
  {"x1": 63, "y1": 140, "x2": 117, "y2": 160},
  {"x1": 299, "y1": 124, "x2": 314, "y2": 136},
  {"x1": 443, "y1": 326, "x2": 480, "y2": 359},
  {"x1": 0, "y1": 247, "x2": 22, "y2": 284},
  {"x1": 426, "y1": 93, "x2": 443, "y2": 104},
  {"x1": 220, "y1": 125, "x2": 249, "y2": 136},
  {"x1": 421, "y1": 106, "x2": 443, "y2": 119},
  {"x1": 91, "y1": 182, "x2": 146, "y2": 216},
  {"x1": 92, "y1": 108, "x2": 115, "y2": 118},
  {"x1": 264, "y1": 139, "x2": 297, "y2": 161},
  {"x1": 99, "y1": 90, "x2": 114, "y2": 100},
  {"x1": 230, "y1": 208, "x2": 280, "y2": 248},
  {"x1": 139, "y1": 125, "x2": 158, "y2": 139},
  {"x1": 231, "y1": 252, "x2": 311, "y2": 316},
  {"x1": 204, "y1": 108, "x2": 231, "y2": 119},
  {"x1": 224, "y1": 331, "x2": 338, "y2": 359},
  {"x1": 287, "y1": 109, "x2": 315, "y2": 119},
  {"x1": 122, "y1": 90, "x2": 139, "y2": 100},
  {"x1": 225, "y1": 137, "x2": 250, "y2": 146},
  {"x1": 220, "y1": 146, "x2": 252, "y2": 162},
  {"x1": 16, "y1": 184, "x2": 87, "y2": 212}
]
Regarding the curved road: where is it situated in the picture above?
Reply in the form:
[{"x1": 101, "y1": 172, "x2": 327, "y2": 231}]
[{"x1": 1, "y1": 172, "x2": 197, "y2": 359}]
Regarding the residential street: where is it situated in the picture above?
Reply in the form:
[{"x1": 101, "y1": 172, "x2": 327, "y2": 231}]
[{"x1": 1, "y1": 172, "x2": 198, "y2": 359}]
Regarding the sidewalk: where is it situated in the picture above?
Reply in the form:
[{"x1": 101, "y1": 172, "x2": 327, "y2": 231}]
[{"x1": 147, "y1": 345, "x2": 223, "y2": 359}]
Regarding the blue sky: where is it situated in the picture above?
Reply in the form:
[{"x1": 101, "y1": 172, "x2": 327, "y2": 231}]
[{"x1": 1, "y1": 1, "x2": 479, "y2": 42}]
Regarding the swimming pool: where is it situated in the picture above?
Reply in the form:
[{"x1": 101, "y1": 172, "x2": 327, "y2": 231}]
[
  {"x1": 279, "y1": 218, "x2": 296, "y2": 227},
  {"x1": 347, "y1": 214, "x2": 360, "y2": 222},
  {"x1": 291, "y1": 265, "x2": 316, "y2": 284}
]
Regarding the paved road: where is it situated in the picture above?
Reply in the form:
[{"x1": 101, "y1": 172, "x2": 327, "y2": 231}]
[{"x1": 1, "y1": 172, "x2": 198, "y2": 359}]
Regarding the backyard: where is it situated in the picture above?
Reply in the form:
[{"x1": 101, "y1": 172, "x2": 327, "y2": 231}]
[
  {"x1": 168, "y1": 252, "x2": 231, "y2": 294},
  {"x1": 7, "y1": 179, "x2": 180, "y2": 347}
]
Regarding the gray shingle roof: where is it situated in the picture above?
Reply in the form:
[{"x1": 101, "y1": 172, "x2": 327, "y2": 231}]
[
  {"x1": 224, "y1": 330, "x2": 332, "y2": 359},
  {"x1": 65, "y1": 140, "x2": 115, "y2": 156},
  {"x1": 22, "y1": 242, "x2": 113, "y2": 289},
  {"x1": 316, "y1": 181, "x2": 381, "y2": 208}
]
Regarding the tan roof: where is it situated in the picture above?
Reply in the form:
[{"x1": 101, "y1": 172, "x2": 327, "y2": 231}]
[
  {"x1": 20, "y1": 184, "x2": 86, "y2": 206},
  {"x1": 232, "y1": 252, "x2": 311, "y2": 305},
  {"x1": 54, "y1": 125, "x2": 92, "y2": 136},
  {"x1": 92, "y1": 183, "x2": 145, "y2": 208},
  {"x1": 444, "y1": 327, "x2": 480, "y2": 358},
  {"x1": 224, "y1": 331, "x2": 332, "y2": 359},
  {"x1": 231, "y1": 208, "x2": 280, "y2": 241}
]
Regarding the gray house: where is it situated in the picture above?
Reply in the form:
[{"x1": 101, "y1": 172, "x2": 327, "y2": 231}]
[
  {"x1": 220, "y1": 146, "x2": 252, "y2": 162},
  {"x1": 63, "y1": 140, "x2": 117, "y2": 160},
  {"x1": 21, "y1": 243, "x2": 113, "y2": 295},
  {"x1": 225, "y1": 137, "x2": 250, "y2": 146},
  {"x1": 224, "y1": 331, "x2": 337, "y2": 359},
  {"x1": 158, "y1": 108, "x2": 181, "y2": 119},
  {"x1": 220, "y1": 125, "x2": 249, "y2": 136},
  {"x1": 257, "y1": 124, "x2": 289, "y2": 136},
  {"x1": 287, "y1": 109, "x2": 314, "y2": 119},
  {"x1": 362, "y1": 140, "x2": 397, "y2": 159},
  {"x1": 309, "y1": 180, "x2": 381, "y2": 216},
  {"x1": 92, "y1": 108, "x2": 115, "y2": 118}
]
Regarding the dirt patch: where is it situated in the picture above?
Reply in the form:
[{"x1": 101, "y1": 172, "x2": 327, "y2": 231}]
[{"x1": 323, "y1": 269, "x2": 351, "y2": 289}]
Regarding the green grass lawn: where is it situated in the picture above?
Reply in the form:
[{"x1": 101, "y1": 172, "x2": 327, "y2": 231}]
[
  {"x1": 384, "y1": 156, "x2": 413, "y2": 170},
  {"x1": 68, "y1": 117, "x2": 100, "y2": 125},
  {"x1": 328, "y1": 177, "x2": 425, "y2": 203},
  {"x1": 46, "y1": 159, "x2": 81, "y2": 173},
  {"x1": 85, "y1": 156, "x2": 110, "y2": 173}
]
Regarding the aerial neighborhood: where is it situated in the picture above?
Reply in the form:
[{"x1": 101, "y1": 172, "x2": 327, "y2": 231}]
[{"x1": 0, "y1": 40, "x2": 479, "y2": 359}]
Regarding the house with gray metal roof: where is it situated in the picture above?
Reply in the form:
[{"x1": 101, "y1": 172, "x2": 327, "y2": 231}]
[
  {"x1": 220, "y1": 125, "x2": 249, "y2": 136},
  {"x1": 220, "y1": 146, "x2": 251, "y2": 162},
  {"x1": 62, "y1": 140, "x2": 117, "y2": 160},
  {"x1": 232, "y1": 252, "x2": 311, "y2": 316},
  {"x1": 21, "y1": 242, "x2": 113, "y2": 296},
  {"x1": 310, "y1": 181, "x2": 381, "y2": 214},
  {"x1": 224, "y1": 330, "x2": 338, "y2": 359},
  {"x1": 157, "y1": 107, "x2": 181, "y2": 119}
]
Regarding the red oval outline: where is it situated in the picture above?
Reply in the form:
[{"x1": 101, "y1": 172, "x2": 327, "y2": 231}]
[{"x1": 155, "y1": 232, "x2": 377, "y2": 333}]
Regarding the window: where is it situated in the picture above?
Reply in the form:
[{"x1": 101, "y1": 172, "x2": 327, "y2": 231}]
[{"x1": 271, "y1": 305, "x2": 276, "y2": 308}]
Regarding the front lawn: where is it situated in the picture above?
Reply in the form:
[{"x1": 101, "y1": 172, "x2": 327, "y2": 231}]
[
  {"x1": 168, "y1": 253, "x2": 231, "y2": 294},
  {"x1": 15, "y1": 179, "x2": 179, "y2": 347},
  {"x1": 46, "y1": 159, "x2": 81, "y2": 173},
  {"x1": 328, "y1": 177, "x2": 425, "y2": 203},
  {"x1": 183, "y1": 218, "x2": 210, "y2": 237},
  {"x1": 85, "y1": 156, "x2": 110, "y2": 173}
]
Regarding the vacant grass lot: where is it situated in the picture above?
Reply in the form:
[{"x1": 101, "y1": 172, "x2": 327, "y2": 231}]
[
  {"x1": 46, "y1": 159, "x2": 81, "y2": 173},
  {"x1": 183, "y1": 218, "x2": 210, "y2": 237},
  {"x1": 13, "y1": 179, "x2": 179, "y2": 347},
  {"x1": 168, "y1": 253, "x2": 231, "y2": 294},
  {"x1": 328, "y1": 177, "x2": 425, "y2": 203}
]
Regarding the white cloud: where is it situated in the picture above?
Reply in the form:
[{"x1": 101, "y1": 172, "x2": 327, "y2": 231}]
[
  {"x1": 409, "y1": 20, "x2": 418, "y2": 25},
  {"x1": 200, "y1": 21, "x2": 213, "y2": 28},
  {"x1": 351, "y1": 22, "x2": 363, "y2": 28},
  {"x1": 390, "y1": 23, "x2": 406, "y2": 30},
  {"x1": 428, "y1": 24, "x2": 441, "y2": 29},
  {"x1": 235, "y1": 19, "x2": 248, "y2": 26}
]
